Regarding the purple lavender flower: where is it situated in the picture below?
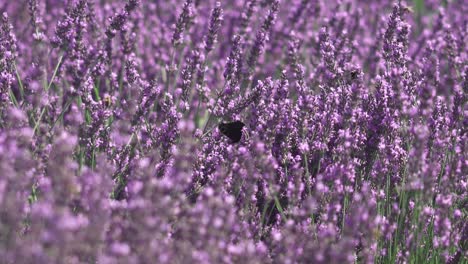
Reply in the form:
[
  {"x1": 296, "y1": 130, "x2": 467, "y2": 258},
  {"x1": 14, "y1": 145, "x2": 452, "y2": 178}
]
[
  {"x1": 204, "y1": 2, "x2": 223, "y2": 55},
  {"x1": 0, "y1": 0, "x2": 466, "y2": 262},
  {"x1": 171, "y1": 0, "x2": 194, "y2": 47},
  {"x1": 0, "y1": 13, "x2": 17, "y2": 110},
  {"x1": 246, "y1": 0, "x2": 279, "y2": 78}
]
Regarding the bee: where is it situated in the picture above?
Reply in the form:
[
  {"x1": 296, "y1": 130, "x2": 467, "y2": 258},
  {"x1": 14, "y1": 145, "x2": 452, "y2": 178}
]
[{"x1": 103, "y1": 94, "x2": 113, "y2": 108}]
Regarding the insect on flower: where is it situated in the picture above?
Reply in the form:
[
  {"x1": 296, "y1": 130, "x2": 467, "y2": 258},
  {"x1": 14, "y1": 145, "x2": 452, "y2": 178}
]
[
  {"x1": 218, "y1": 121, "x2": 245, "y2": 143},
  {"x1": 103, "y1": 94, "x2": 113, "y2": 108}
]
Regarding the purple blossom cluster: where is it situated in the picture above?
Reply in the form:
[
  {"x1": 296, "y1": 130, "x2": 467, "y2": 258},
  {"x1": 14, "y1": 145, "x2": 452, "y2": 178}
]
[{"x1": 0, "y1": 0, "x2": 466, "y2": 263}]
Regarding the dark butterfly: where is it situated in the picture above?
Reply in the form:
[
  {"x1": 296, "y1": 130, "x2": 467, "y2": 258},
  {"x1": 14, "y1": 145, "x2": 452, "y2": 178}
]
[{"x1": 218, "y1": 121, "x2": 245, "y2": 143}]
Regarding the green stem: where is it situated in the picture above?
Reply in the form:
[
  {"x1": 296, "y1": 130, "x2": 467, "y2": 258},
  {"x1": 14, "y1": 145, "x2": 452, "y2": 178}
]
[
  {"x1": 13, "y1": 62, "x2": 24, "y2": 100},
  {"x1": 32, "y1": 107, "x2": 47, "y2": 135},
  {"x1": 47, "y1": 54, "x2": 64, "y2": 91},
  {"x1": 8, "y1": 89, "x2": 19, "y2": 107},
  {"x1": 49, "y1": 98, "x2": 73, "y2": 132}
]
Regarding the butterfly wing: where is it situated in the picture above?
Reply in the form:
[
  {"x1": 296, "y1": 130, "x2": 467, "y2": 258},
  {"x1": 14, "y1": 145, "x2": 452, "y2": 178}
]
[{"x1": 219, "y1": 121, "x2": 245, "y2": 143}]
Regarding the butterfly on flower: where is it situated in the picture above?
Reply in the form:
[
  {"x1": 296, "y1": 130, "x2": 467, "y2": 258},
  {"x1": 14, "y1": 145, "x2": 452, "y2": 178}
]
[{"x1": 218, "y1": 121, "x2": 245, "y2": 143}]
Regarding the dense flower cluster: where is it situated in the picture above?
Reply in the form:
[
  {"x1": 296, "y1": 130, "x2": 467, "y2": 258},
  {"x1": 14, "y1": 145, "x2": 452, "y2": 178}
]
[{"x1": 0, "y1": 0, "x2": 466, "y2": 263}]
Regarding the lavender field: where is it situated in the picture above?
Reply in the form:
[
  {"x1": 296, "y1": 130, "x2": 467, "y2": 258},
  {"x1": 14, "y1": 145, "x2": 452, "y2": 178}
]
[{"x1": 0, "y1": 0, "x2": 466, "y2": 263}]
